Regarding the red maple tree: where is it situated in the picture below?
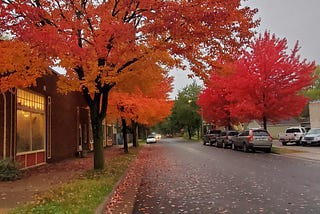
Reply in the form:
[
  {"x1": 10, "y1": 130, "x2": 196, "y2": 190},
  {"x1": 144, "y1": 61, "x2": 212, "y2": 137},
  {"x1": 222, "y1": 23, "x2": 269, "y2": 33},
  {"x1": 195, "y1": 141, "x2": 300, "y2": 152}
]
[
  {"x1": 197, "y1": 61, "x2": 247, "y2": 129},
  {"x1": 230, "y1": 32, "x2": 316, "y2": 129},
  {"x1": 199, "y1": 32, "x2": 315, "y2": 130}
]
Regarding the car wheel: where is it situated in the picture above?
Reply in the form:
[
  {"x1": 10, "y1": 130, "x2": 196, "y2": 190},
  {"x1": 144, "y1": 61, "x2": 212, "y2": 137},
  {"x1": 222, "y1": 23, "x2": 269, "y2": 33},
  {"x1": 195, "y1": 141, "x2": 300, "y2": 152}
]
[
  {"x1": 243, "y1": 143, "x2": 248, "y2": 152},
  {"x1": 282, "y1": 142, "x2": 287, "y2": 146},
  {"x1": 203, "y1": 141, "x2": 206, "y2": 145}
]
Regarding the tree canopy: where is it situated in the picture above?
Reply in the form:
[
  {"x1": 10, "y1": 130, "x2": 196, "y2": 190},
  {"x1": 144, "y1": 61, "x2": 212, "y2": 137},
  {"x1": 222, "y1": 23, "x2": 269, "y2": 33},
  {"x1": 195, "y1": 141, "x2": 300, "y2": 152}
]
[
  {"x1": 0, "y1": 0, "x2": 258, "y2": 169},
  {"x1": 198, "y1": 32, "x2": 316, "y2": 130},
  {"x1": 170, "y1": 82, "x2": 202, "y2": 139}
]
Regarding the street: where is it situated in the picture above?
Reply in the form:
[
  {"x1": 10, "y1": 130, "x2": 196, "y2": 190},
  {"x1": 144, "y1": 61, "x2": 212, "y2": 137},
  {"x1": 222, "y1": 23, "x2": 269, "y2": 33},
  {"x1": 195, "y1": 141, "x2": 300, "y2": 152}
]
[{"x1": 132, "y1": 138, "x2": 320, "y2": 214}]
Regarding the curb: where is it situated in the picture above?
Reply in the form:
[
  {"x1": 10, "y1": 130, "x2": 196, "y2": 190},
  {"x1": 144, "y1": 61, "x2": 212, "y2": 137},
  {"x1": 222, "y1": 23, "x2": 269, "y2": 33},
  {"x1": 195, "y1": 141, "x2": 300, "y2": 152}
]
[
  {"x1": 94, "y1": 168, "x2": 129, "y2": 214},
  {"x1": 95, "y1": 145, "x2": 144, "y2": 214}
]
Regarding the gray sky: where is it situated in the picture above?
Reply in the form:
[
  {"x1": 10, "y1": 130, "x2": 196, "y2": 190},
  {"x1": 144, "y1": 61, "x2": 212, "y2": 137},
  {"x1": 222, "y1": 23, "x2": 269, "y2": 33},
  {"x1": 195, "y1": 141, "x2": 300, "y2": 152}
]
[{"x1": 169, "y1": 0, "x2": 320, "y2": 99}]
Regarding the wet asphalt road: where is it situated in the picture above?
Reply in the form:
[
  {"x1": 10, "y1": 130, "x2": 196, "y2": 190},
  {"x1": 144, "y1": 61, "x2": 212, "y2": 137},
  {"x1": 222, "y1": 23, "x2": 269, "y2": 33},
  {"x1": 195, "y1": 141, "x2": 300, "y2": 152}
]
[{"x1": 132, "y1": 138, "x2": 320, "y2": 214}]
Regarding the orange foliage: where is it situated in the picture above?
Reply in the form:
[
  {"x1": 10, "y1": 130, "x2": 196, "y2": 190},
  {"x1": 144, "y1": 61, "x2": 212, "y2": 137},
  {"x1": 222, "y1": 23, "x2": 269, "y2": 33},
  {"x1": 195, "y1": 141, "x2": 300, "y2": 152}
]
[
  {"x1": 0, "y1": 0, "x2": 258, "y2": 93},
  {"x1": 0, "y1": 0, "x2": 258, "y2": 168},
  {"x1": 108, "y1": 91, "x2": 173, "y2": 127},
  {"x1": 0, "y1": 40, "x2": 50, "y2": 92}
]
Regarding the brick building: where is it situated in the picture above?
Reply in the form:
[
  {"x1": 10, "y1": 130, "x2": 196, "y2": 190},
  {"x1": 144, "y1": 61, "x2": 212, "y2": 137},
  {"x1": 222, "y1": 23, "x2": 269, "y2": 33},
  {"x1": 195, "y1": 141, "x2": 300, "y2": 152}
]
[{"x1": 0, "y1": 71, "x2": 113, "y2": 168}]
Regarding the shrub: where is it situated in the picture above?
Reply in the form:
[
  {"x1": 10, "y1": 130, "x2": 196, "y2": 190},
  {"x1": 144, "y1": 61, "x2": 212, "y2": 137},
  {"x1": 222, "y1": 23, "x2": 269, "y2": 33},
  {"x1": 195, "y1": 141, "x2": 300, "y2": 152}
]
[{"x1": 0, "y1": 159, "x2": 21, "y2": 181}]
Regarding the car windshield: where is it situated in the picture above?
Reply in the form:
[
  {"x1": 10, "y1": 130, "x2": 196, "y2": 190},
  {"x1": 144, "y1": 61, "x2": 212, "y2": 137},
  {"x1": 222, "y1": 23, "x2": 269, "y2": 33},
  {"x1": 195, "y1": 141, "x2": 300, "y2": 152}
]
[
  {"x1": 286, "y1": 128, "x2": 301, "y2": 133},
  {"x1": 148, "y1": 135, "x2": 155, "y2": 138},
  {"x1": 253, "y1": 130, "x2": 269, "y2": 136},
  {"x1": 307, "y1": 128, "x2": 320, "y2": 135}
]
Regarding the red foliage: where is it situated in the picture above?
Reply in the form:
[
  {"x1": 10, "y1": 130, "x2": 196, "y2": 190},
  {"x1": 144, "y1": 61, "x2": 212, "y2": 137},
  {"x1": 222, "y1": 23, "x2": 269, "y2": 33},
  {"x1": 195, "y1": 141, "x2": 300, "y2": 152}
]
[
  {"x1": 198, "y1": 32, "x2": 316, "y2": 128},
  {"x1": 232, "y1": 32, "x2": 315, "y2": 124}
]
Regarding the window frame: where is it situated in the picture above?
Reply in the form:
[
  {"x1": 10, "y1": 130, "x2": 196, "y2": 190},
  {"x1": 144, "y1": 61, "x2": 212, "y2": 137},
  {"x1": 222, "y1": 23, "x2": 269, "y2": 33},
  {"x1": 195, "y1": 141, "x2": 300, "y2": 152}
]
[{"x1": 16, "y1": 89, "x2": 46, "y2": 155}]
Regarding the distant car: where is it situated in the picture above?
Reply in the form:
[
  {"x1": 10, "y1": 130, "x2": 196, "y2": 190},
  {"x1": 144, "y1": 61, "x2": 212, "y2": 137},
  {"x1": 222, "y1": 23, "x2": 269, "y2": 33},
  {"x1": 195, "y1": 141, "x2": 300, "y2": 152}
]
[
  {"x1": 217, "y1": 130, "x2": 239, "y2": 148},
  {"x1": 146, "y1": 135, "x2": 157, "y2": 144},
  {"x1": 301, "y1": 128, "x2": 320, "y2": 146},
  {"x1": 232, "y1": 129, "x2": 273, "y2": 153}
]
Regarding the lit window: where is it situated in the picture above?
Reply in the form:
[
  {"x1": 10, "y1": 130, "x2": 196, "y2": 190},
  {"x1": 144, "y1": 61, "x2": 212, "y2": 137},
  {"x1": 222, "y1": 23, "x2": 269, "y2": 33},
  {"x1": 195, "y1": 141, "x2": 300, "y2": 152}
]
[{"x1": 16, "y1": 89, "x2": 45, "y2": 153}]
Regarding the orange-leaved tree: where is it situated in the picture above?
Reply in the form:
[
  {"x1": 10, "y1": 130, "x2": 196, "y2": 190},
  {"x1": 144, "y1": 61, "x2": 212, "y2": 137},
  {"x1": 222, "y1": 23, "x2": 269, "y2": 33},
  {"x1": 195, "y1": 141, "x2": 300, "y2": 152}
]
[
  {"x1": 0, "y1": 40, "x2": 51, "y2": 92},
  {"x1": 108, "y1": 61, "x2": 173, "y2": 152},
  {"x1": 108, "y1": 90, "x2": 173, "y2": 153},
  {"x1": 0, "y1": 0, "x2": 257, "y2": 169}
]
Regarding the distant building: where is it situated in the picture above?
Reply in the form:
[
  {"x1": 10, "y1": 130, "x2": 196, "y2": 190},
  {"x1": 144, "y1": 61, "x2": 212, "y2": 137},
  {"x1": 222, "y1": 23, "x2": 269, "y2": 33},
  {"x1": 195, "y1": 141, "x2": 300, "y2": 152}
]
[{"x1": 309, "y1": 101, "x2": 320, "y2": 128}]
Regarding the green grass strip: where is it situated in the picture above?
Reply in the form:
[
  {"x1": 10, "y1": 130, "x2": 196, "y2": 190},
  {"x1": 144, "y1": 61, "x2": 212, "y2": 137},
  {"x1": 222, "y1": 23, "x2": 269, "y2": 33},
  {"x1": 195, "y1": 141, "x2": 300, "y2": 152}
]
[{"x1": 10, "y1": 147, "x2": 140, "y2": 214}]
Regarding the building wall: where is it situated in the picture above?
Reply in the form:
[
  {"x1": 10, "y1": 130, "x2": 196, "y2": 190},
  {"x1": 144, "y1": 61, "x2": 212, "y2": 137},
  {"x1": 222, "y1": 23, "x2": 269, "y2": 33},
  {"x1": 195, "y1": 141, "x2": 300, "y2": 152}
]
[
  {"x1": 267, "y1": 125, "x2": 292, "y2": 139},
  {"x1": 310, "y1": 101, "x2": 320, "y2": 128},
  {"x1": 0, "y1": 72, "x2": 91, "y2": 168},
  {"x1": 32, "y1": 73, "x2": 90, "y2": 163}
]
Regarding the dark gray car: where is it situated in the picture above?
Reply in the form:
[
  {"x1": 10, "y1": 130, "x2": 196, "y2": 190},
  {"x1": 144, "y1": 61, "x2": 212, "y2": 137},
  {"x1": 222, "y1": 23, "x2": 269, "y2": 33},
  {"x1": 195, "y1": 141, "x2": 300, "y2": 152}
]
[
  {"x1": 217, "y1": 130, "x2": 239, "y2": 148},
  {"x1": 232, "y1": 129, "x2": 273, "y2": 152}
]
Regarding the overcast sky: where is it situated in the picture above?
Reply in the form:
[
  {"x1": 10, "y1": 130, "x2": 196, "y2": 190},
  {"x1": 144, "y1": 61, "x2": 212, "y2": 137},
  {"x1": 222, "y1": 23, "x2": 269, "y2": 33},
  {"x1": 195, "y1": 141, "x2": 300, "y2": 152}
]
[{"x1": 169, "y1": 0, "x2": 320, "y2": 99}]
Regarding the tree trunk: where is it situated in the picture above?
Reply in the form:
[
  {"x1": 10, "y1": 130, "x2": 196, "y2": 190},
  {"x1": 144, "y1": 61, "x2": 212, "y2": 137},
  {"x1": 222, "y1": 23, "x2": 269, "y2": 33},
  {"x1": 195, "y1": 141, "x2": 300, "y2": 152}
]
[
  {"x1": 263, "y1": 115, "x2": 267, "y2": 130},
  {"x1": 122, "y1": 118, "x2": 128, "y2": 153},
  {"x1": 188, "y1": 126, "x2": 192, "y2": 140},
  {"x1": 197, "y1": 128, "x2": 200, "y2": 140},
  {"x1": 89, "y1": 100, "x2": 105, "y2": 170},
  {"x1": 82, "y1": 84, "x2": 113, "y2": 170},
  {"x1": 132, "y1": 120, "x2": 138, "y2": 147}
]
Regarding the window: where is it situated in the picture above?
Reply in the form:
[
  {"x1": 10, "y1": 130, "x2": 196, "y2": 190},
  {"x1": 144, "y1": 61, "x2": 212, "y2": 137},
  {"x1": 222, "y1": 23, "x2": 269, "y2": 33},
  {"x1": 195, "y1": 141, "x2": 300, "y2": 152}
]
[
  {"x1": 16, "y1": 89, "x2": 45, "y2": 154},
  {"x1": 239, "y1": 131, "x2": 249, "y2": 136},
  {"x1": 286, "y1": 128, "x2": 300, "y2": 133},
  {"x1": 253, "y1": 130, "x2": 269, "y2": 136}
]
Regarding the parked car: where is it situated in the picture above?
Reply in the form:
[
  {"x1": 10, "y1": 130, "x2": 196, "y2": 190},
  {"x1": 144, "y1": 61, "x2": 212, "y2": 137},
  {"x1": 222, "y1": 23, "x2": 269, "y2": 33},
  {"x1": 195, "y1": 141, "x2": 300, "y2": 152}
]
[
  {"x1": 278, "y1": 127, "x2": 306, "y2": 146},
  {"x1": 232, "y1": 129, "x2": 273, "y2": 153},
  {"x1": 301, "y1": 128, "x2": 320, "y2": 146},
  {"x1": 203, "y1": 129, "x2": 221, "y2": 146},
  {"x1": 216, "y1": 130, "x2": 239, "y2": 148},
  {"x1": 146, "y1": 135, "x2": 157, "y2": 144}
]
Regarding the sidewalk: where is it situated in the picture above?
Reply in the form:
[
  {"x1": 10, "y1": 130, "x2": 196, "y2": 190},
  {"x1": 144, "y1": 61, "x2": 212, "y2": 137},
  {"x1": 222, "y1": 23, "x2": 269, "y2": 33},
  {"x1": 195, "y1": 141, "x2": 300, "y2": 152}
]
[
  {"x1": 0, "y1": 146, "x2": 125, "y2": 214},
  {"x1": 272, "y1": 140, "x2": 320, "y2": 161}
]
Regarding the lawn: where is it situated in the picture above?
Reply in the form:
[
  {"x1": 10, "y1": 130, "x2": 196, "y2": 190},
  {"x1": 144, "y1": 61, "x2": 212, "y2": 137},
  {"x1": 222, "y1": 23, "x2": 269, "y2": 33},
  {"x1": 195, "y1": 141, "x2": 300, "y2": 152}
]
[{"x1": 10, "y1": 146, "x2": 141, "y2": 214}]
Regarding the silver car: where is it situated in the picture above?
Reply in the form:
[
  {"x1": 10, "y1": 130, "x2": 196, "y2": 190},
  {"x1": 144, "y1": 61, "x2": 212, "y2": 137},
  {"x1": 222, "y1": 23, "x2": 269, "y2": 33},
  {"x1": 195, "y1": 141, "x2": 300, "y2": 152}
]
[
  {"x1": 232, "y1": 129, "x2": 273, "y2": 153},
  {"x1": 301, "y1": 128, "x2": 320, "y2": 146}
]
